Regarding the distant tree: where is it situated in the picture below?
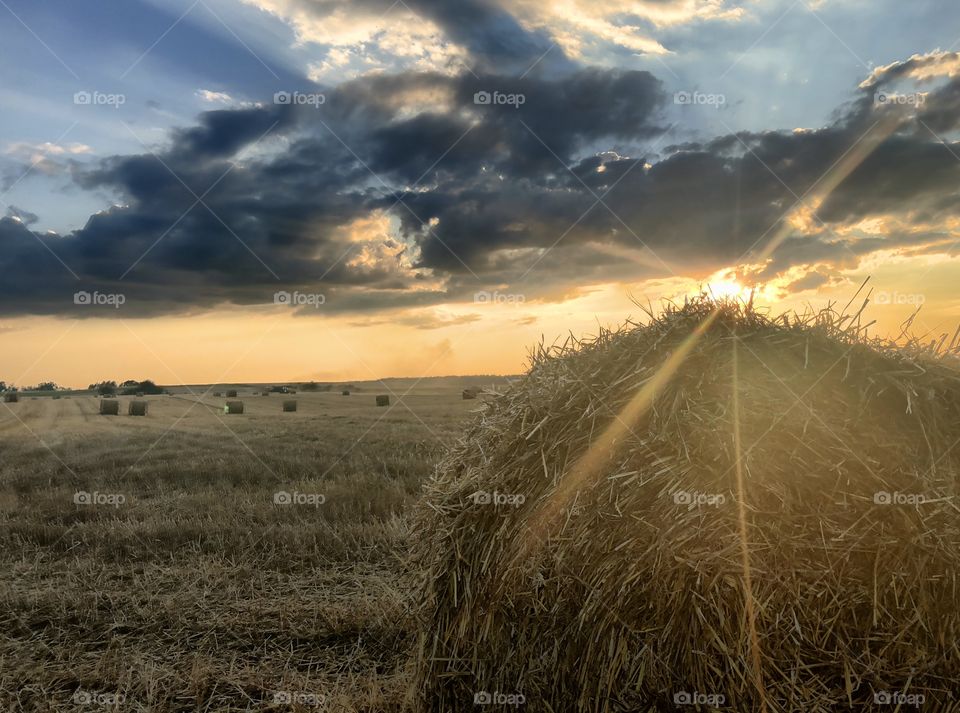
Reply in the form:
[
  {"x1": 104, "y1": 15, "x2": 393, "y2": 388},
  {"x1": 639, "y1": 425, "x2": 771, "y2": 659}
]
[
  {"x1": 119, "y1": 379, "x2": 139, "y2": 388},
  {"x1": 0, "y1": 381, "x2": 6, "y2": 392},
  {"x1": 32, "y1": 381, "x2": 60, "y2": 391},
  {"x1": 90, "y1": 380, "x2": 117, "y2": 395}
]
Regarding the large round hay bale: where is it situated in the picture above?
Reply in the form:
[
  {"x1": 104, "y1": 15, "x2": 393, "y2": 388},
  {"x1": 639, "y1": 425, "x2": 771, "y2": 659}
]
[
  {"x1": 226, "y1": 390, "x2": 238, "y2": 398},
  {"x1": 282, "y1": 400, "x2": 297, "y2": 412},
  {"x1": 461, "y1": 387, "x2": 478, "y2": 400},
  {"x1": 376, "y1": 395, "x2": 390, "y2": 407},
  {"x1": 99, "y1": 399, "x2": 119, "y2": 415},
  {"x1": 224, "y1": 401, "x2": 244, "y2": 414},
  {"x1": 414, "y1": 300, "x2": 960, "y2": 710},
  {"x1": 128, "y1": 400, "x2": 148, "y2": 416},
  {"x1": 3, "y1": 392, "x2": 19, "y2": 403}
]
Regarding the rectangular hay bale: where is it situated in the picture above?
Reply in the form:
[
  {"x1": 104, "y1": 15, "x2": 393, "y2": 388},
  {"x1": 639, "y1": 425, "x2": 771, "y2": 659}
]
[{"x1": 376, "y1": 395, "x2": 390, "y2": 407}]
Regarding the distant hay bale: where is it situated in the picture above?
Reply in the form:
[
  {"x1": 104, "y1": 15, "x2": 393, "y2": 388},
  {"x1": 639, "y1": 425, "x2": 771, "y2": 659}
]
[
  {"x1": 3, "y1": 392, "x2": 18, "y2": 403},
  {"x1": 128, "y1": 400, "x2": 148, "y2": 416},
  {"x1": 213, "y1": 392, "x2": 222, "y2": 397},
  {"x1": 414, "y1": 297, "x2": 960, "y2": 710},
  {"x1": 226, "y1": 390, "x2": 238, "y2": 398},
  {"x1": 341, "y1": 390, "x2": 351, "y2": 396},
  {"x1": 461, "y1": 387, "x2": 479, "y2": 400},
  {"x1": 224, "y1": 401, "x2": 244, "y2": 414},
  {"x1": 376, "y1": 395, "x2": 390, "y2": 407},
  {"x1": 98, "y1": 399, "x2": 119, "y2": 416},
  {"x1": 135, "y1": 391, "x2": 145, "y2": 397},
  {"x1": 282, "y1": 400, "x2": 297, "y2": 412},
  {"x1": 52, "y1": 395, "x2": 61, "y2": 400}
]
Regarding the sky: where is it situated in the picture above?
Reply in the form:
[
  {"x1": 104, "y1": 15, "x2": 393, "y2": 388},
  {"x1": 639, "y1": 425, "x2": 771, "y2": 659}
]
[{"x1": 2, "y1": 0, "x2": 960, "y2": 387}]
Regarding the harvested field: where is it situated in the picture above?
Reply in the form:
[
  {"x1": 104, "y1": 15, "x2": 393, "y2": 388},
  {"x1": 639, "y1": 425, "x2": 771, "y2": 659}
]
[{"x1": 0, "y1": 379, "x2": 494, "y2": 712}]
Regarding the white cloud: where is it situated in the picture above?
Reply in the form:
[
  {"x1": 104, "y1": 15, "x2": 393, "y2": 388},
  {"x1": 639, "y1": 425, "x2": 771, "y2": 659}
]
[{"x1": 195, "y1": 89, "x2": 236, "y2": 104}]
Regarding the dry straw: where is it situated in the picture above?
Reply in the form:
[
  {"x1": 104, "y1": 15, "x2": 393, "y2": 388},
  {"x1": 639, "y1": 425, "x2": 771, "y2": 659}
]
[
  {"x1": 413, "y1": 294, "x2": 960, "y2": 711},
  {"x1": 376, "y1": 395, "x2": 390, "y2": 407},
  {"x1": 282, "y1": 400, "x2": 297, "y2": 412},
  {"x1": 224, "y1": 401, "x2": 244, "y2": 414},
  {"x1": 128, "y1": 400, "x2": 148, "y2": 416},
  {"x1": 98, "y1": 399, "x2": 119, "y2": 415}
]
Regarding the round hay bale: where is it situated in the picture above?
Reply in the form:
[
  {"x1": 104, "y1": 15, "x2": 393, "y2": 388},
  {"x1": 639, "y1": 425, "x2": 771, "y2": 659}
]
[
  {"x1": 224, "y1": 401, "x2": 244, "y2": 415},
  {"x1": 376, "y1": 394, "x2": 390, "y2": 407},
  {"x1": 213, "y1": 392, "x2": 222, "y2": 397},
  {"x1": 226, "y1": 390, "x2": 238, "y2": 398},
  {"x1": 282, "y1": 400, "x2": 297, "y2": 412},
  {"x1": 98, "y1": 399, "x2": 119, "y2": 415},
  {"x1": 414, "y1": 299, "x2": 960, "y2": 710},
  {"x1": 128, "y1": 400, "x2": 148, "y2": 416},
  {"x1": 341, "y1": 390, "x2": 351, "y2": 396},
  {"x1": 3, "y1": 392, "x2": 19, "y2": 403},
  {"x1": 461, "y1": 387, "x2": 479, "y2": 400}
]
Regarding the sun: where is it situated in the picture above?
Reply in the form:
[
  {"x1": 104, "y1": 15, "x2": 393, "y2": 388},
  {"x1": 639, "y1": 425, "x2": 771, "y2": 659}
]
[{"x1": 706, "y1": 279, "x2": 751, "y2": 301}]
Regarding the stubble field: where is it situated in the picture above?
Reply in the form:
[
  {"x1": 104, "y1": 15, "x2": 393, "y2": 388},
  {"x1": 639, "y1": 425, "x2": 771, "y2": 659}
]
[{"x1": 0, "y1": 378, "x2": 499, "y2": 712}]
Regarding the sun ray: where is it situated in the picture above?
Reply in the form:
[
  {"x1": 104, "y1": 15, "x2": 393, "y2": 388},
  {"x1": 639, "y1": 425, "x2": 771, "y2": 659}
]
[
  {"x1": 513, "y1": 308, "x2": 721, "y2": 562},
  {"x1": 732, "y1": 330, "x2": 768, "y2": 710}
]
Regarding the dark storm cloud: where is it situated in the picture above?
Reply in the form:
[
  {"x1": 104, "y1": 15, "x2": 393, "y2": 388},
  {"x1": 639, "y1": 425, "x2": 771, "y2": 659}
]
[{"x1": 3, "y1": 50, "x2": 960, "y2": 317}]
